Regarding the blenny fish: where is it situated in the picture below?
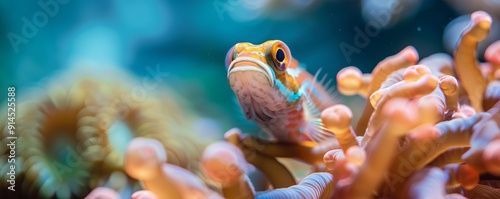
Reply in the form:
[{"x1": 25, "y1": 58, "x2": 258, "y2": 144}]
[{"x1": 225, "y1": 40, "x2": 337, "y2": 144}]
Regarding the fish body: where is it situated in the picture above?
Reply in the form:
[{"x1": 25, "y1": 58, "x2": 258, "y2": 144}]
[{"x1": 225, "y1": 40, "x2": 337, "y2": 144}]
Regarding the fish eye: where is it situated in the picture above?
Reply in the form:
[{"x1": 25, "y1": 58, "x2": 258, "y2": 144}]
[
  {"x1": 225, "y1": 45, "x2": 236, "y2": 69},
  {"x1": 276, "y1": 48, "x2": 285, "y2": 63},
  {"x1": 271, "y1": 42, "x2": 290, "y2": 71}
]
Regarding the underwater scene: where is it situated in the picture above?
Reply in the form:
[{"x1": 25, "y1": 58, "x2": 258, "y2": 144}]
[{"x1": 1, "y1": 0, "x2": 500, "y2": 198}]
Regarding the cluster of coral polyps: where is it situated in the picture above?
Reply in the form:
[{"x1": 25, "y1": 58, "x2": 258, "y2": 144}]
[
  {"x1": 0, "y1": 67, "x2": 207, "y2": 199},
  {"x1": 84, "y1": 11, "x2": 500, "y2": 199}
]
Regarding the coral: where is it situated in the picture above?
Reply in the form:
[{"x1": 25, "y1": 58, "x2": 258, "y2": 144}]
[
  {"x1": 201, "y1": 142, "x2": 255, "y2": 199},
  {"x1": 110, "y1": 138, "x2": 338, "y2": 199},
  {"x1": 85, "y1": 187, "x2": 120, "y2": 199},
  {"x1": 1, "y1": 79, "x2": 97, "y2": 198},
  {"x1": 401, "y1": 164, "x2": 478, "y2": 199},
  {"x1": 124, "y1": 138, "x2": 221, "y2": 199},
  {"x1": 454, "y1": 11, "x2": 492, "y2": 112},
  {"x1": 216, "y1": 10, "x2": 500, "y2": 199},
  {"x1": 6, "y1": 8, "x2": 500, "y2": 199},
  {"x1": 225, "y1": 128, "x2": 297, "y2": 188},
  {"x1": 321, "y1": 105, "x2": 358, "y2": 154},
  {"x1": 255, "y1": 172, "x2": 334, "y2": 199},
  {"x1": 353, "y1": 46, "x2": 419, "y2": 136},
  {"x1": 81, "y1": 16, "x2": 500, "y2": 198},
  {"x1": 0, "y1": 68, "x2": 208, "y2": 198}
]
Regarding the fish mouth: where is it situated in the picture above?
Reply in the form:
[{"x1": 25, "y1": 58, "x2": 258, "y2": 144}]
[{"x1": 227, "y1": 57, "x2": 275, "y2": 86}]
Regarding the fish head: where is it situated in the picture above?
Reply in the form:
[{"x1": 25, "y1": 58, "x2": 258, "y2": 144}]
[{"x1": 225, "y1": 40, "x2": 301, "y2": 121}]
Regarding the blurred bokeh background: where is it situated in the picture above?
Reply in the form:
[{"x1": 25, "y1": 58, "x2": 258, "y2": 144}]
[{"x1": 1, "y1": 0, "x2": 500, "y2": 134}]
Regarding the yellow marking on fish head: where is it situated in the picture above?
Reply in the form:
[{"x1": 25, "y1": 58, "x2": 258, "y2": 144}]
[{"x1": 225, "y1": 40, "x2": 300, "y2": 94}]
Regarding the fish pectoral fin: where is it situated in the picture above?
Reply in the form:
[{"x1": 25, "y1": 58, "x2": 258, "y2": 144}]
[
  {"x1": 302, "y1": 96, "x2": 336, "y2": 143},
  {"x1": 303, "y1": 119, "x2": 336, "y2": 143}
]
